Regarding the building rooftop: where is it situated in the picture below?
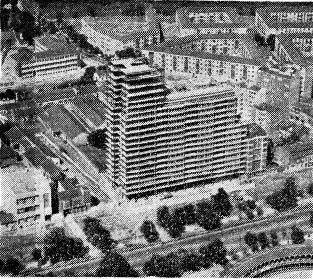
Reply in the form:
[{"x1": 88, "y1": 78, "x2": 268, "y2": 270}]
[
  {"x1": 167, "y1": 83, "x2": 235, "y2": 101},
  {"x1": 157, "y1": 33, "x2": 266, "y2": 60},
  {"x1": 39, "y1": 104, "x2": 87, "y2": 139},
  {"x1": 24, "y1": 147, "x2": 62, "y2": 178},
  {"x1": 0, "y1": 145, "x2": 16, "y2": 159},
  {"x1": 175, "y1": 6, "x2": 250, "y2": 29},
  {"x1": 34, "y1": 34, "x2": 74, "y2": 52},
  {"x1": 1, "y1": 168, "x2": 41, "y2": 195},
  {"x1": 83, "y1": 16, "x2": 159, "y2": 43},
  {"x1": 58, "y1": 177, "x2": 82, "y2": 200},
  {"x1": 276, "y1": 33, "x2": 313, "y2": 66},
  {"x1": 246, "y1": 123, "x2": 267, "y2": 138},
  {"x1": 35, "y1": 88, "x2": 77, "y2": 104},
  {"x1": 254, "y1": 103, "x2": 280, "y2": 113},
  {"x1": 256, "y1": 6, "x2": 313, "y2": 29}
]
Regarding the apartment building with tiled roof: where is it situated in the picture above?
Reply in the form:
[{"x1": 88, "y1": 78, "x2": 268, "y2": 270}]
[
  {"x1": 80, "y1": 16, "x2": 160, "y2": 55},
  {"x1": 256, "y1": 6, "x2": 313, "y2": 37},
  {"x1": 175, "y1": 7, "x2": 249, "y2": 37}
]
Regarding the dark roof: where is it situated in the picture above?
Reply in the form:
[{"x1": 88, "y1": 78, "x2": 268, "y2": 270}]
[
  {"x1": 39, "y1": 104, "x2": 87, "y2": 139},
  {"x1": 276, "y1": 33, "x2": 313, "y2": 66},
  {"x1": 33, "y1": 48, "x2": 78, "y2": 60},
  {"x1": 4, "y1": 126, "x2": 34, "y2": 149},
  {"x1": 78, "y1": 84, "x2": 99, "y2": 95},
  {"x1": 58, "y1": 178, "x2": 83, "y2": 200},
  {"x1": 246, "y1": 123, "x2": 267, "y2": 138},
  {"x1": 11, "y1": 48, "x2": 34, "y2": 64},
  {"x1": 0, "y1": 211, "x2": 16, "y2": 225},
  {"x1": 254, "y1": 103, "x2": 281, "y2": 113},
  {"x1": 0, "y1": 145, "x2": 16, "y2": 159},
  {"x1": 35, "y1": 88, "x2": 77, "y2": 104},
  {"x1": 24, "y1": 147, "x2": 62, "y2": 178}
]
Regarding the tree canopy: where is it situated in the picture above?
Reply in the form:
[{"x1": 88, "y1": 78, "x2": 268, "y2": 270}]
[
  {"x1": 44, "y1": 227, "x2": 89, "y2": 264},
  {"x1": 212, "y1": 187, "x2": 233, "y2": 217},
  {"x1": 196, "y1": 200, "x2": 222, "y2": 231},
  {"x1": 244, "y1": 231, "x2": 259, "y2": 252},
  {"x1": 97, "y1": 252, "x2": 138, "y2": 277},
  {"x1": 140, "y1": 220, "x2": 159, "y2": 243},
  {"x1": 87, "y1": 129, "x2": 107, "y2": 150},
  {"x1": 291, "y1": 226, "x2": 305, "y2": 244},
  {"x1": 83, "y1": 217, "x2": 116, "y2": 253},
  {"x1": 266, "y1": 177, "x2": 298, "y2": 212}
]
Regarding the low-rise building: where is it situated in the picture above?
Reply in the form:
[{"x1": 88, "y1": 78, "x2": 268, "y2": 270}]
[
  {"x1": 256, "y1": 7, "x2": 313, "y2": 37},
  {"x1": 273, "y1": 33, "x2": 313, "y2": 99},
  {"x1": 0, "y1": 166, "x2": 52, "y2": 232},
  {"x1": 275, "y1": 142, "x2": 313, "y2": 171},
  {"x1": 80, "y1": 16, "x2": 160, "y2": 55},
  {"x1": 57, "y1": 178, "x2": 91, "y2": 216},
  {"x1": 176, "y1": 7, "x2": 248, "y2": 36}
]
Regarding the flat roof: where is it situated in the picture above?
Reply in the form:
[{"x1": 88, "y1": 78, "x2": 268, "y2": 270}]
[
  {"x1": 246, "y1": 123, "x2": 267, "y2": 138},
  {"x1": 167, "y1": 84, "x2": 235, "y2": 101},
  {"x1": 1, "y1": 168, "x2": 41, "y2": 195}
]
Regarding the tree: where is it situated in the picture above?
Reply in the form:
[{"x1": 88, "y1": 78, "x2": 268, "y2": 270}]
[
  {"x1": 81, "y1": 66, "x2": 96, "y2": 85},
  {"x1": 270, "y1": 231, "x2": 279, "y2": 247},
  {"x1": 87, "y1": 129, "x2": 107, "y2": 149},
  {"x1": 291, "y1": 226, "x2": 305, "y2": 244},
  {"x1": 44, "y1": 227, "x2": 89, "y2": 264},
  {"x1": 307, "y1": 183, "x2": 313, "y2": 196},
  {"x1": 4, "y1": 257, "x2": 25, "y2": 276},
  {"x1": 212, "y1": 188, "x2": 233, "y2": 217},
  {"x1": 140, "y1": 220, "x2": 159, "y2": 243},
  {"x1": 180, "y1": 252, "x2": 202, "y2": 272},
  {"x1": 266, "y1": 177, "x2": 298, "y2": 212},
  {"x1": 266, "y1": 34, "x2": 276, "y2": 51},
  {"x1": 244, "y1": 232, "x2": 259, "y2": 252},
  {"x1": 183, "y1": 204, "x2": 196, "y2": 225},
  {"x1": 167, "y1": 210, "x2": 185, "y2": 238},
  {"x1": 116, "y1": 47, "x2": 137, "y2": 59},
  {"x1": 199, "y1": 239, "x2": 228, "y2": 267},
  {"x1": 32, "y1": 248, "x2": 42, "y2": 265},
  {"x1": 56, "y1": 11, "x2": 64, "y2": 26},
  {"x1": 158, "y1": 22, "x2": 165, "y2": 43},
  {"x1": 246, "y1": 208, "x2": 255, "y2": 220},
  {"x1": 157, "y1": 205, "x2": 171, "y2": 229},
  {"x1": 83, "y1": 217, "x2": 116, "y2": 253},
  {"x1": 47, "y1": 22, "x2": 57, "y2": 34},
  {"x1": 257, "y1": 232, "x2": 270, "y2": 250},
  {"x1": 143, "y1": 253, "x2": 181, "y2": 277},
  {"x1": 256, "y1": 206, "x2": 264, "y2": 217},
  {"x1": 87, "y1": 5, "x2": 97, "y2": 17},
  {"x1": 246, "y1": 200, "x2": 256, "y2": 210},
  {"x1": 254, "y1": 33, "x2": 266, "y2": 46},
  {"x1": 0, "y1": 259, "x2": 4, "y2": 273},
  {"x1": 196, "y1": 201, "x2": 222, "y2": 231},
  {"x1": 97, "y1": 252, "x2": 138, "y2": 277}
]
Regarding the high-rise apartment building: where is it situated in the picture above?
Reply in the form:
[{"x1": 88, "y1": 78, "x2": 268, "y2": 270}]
[{"x1": 105, "y1": 58, "x2": 265, "y2": 198}]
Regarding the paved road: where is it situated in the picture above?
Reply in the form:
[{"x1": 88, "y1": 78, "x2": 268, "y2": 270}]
[{"x1": 33, "y1": 207, "x2": 312, "y2": 276}]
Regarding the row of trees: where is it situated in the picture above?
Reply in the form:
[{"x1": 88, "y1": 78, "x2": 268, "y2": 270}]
[
  {"x1": 82, "y1": 217, "x2": 117, "y2": 253},
  {"x1": 244, "y1": 226, "x2": 305, "y2": 252},
  {"x1": 143, "y1": 238, "x2": 228, "y2": 277},
  {"x1": 157, "y1": 188, "x2": 233, "y2": 238},
  {"x1": 265, "y1": 177, "x2": 298, "y2": 212}
]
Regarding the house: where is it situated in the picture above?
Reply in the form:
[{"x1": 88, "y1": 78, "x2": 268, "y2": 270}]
[
  {"x1": 57, "y1": 178, "x2": 91, "y2": 216},
  {"x1": 275, "y1": 142, "x2": 313, "y2": 171}
]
